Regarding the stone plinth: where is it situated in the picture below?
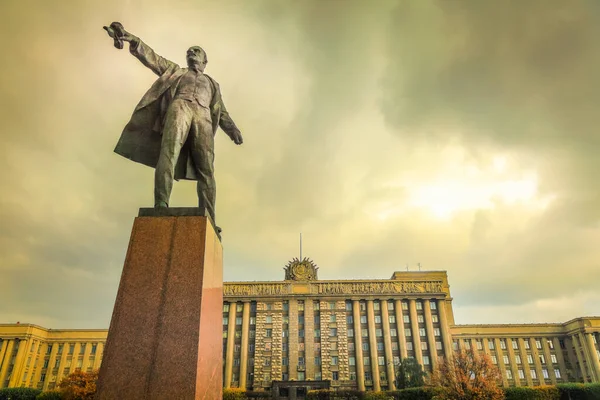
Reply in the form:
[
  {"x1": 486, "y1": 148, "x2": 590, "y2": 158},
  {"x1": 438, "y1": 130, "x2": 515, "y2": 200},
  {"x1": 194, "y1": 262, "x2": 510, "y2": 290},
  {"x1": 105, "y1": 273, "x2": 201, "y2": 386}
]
[{"x1": 96, "y1": 208, "x2": 223, "y2": 400}]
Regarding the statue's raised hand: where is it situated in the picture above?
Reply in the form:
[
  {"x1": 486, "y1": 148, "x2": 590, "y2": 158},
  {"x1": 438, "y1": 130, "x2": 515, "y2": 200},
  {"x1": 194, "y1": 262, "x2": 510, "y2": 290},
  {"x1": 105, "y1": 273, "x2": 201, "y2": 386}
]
[{"x1": 103, "y1": 22, "x2": 133, "y2": 49}]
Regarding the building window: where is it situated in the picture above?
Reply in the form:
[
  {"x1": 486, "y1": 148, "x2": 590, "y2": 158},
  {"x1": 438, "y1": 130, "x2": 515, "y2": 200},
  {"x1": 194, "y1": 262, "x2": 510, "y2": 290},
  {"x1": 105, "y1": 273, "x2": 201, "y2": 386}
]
[
  {"x1": 223, "y1": 304, "x2": 230, "y2": 312},
  {"x1": 503, "y1": 355, "x2": 509, "y2": 365},
  {"x1": 266, "y1": 329, "x2": 272, "y2": 338},
  {"x1": 249, "y1": 330, "x2": 256, "y2": 339},
  {"x1": 330, "y1": 328, "x2": 337, "y2": 337},
  {"x1": 476, "y1": 340, "x2": 483, "y2": 350},
  {"x1": 364, "y1": 357, "x2": 370, "y2": 366},
  {"x1": 417, "y1": 315, "x2": 424, "y2": 323},
  {"x1": 299, "y1": 343, "x2": 305, "y2": 351},
  {"x1": 432, "y1": 315, "x2": 439, "y2": 323},
  {"x1": 536, "y1": 339, "x2": 542, "y2": 349},
  {"x1": 360, "y1": 316, "x2": 367, "y2": 324},
  {"x1": 266, "y1": 303, "x2": 272, "y2": 311},
  {"x1": 298, "y1": 316, "x2": 304, "y2": 324},
  {"x1": 402, "y1": 302, "x2": 408, "y2": 311},
  {"x1": 362, "y1": 343, "x2": 369, "y2": 351},
  {"x1": 348, "y1": 342, "x2": 355, "y2": 352},
  {"x1": 250, "y1": 317, "x2": 256, "y2": 325},
  {"x1": 390, "y1": 329, "x2": 397, "y2": 337},
  {"x1": 345, "y1": 302, "x2": 352, "y2": 311},
  {"x1": 362, "y1": 329, "x2": 368, "y2": 337},
  {"x1": 298, "y1": 301, "x2": 305, "y2": 311},
  {"x1": 524, "y1": 340, "x2": 530, "y2": 349},
  {"x1": 236, "y1": 317, "x2": 243, "y2": 325},
  {"x1": 329, "y1": 302, "x2": 335, "y2": 310},
  {"x1": 347, "y1": 316, "x2": 353, "y2": 324},
  {"x1": 347, "y1": 329, "x2": 354, "y2": 337},
  {"x1": 378, "y1": 356, "x2": 385, "y2": 365},
  {"x1": 375, "y1": 316, "x2": 382, "y2": 324},
  {"x1": 331, "y1": 356, "x2": 339, "y2": 365},
  {"x1": 423, "y1": 356, "x2": 430, "y2": 365},
  {"x1": 392, "y1": 342, "x2": 398, "y2": 351},
  {"x1": 405, "y1": 329, "x2": 412, "y2": 337},
  {"x1": 299, "y1": 330, "x2": 304, "y2": 338},
  {"x1": 434, "y1": 328, "x2": 441, "y2": 336},
  {"x1": 249, "y1": 344, "x2": 255, "y2": 353},
  {"x1": 559, "y1": 339, "x2": 565, "y2": 349},
  {"x1": 403, "y1": 315, "x2": 410, "y2": 323},
  {"x1": 430, "y1": 301, "x2": 437, "y2": 310},
  {"x1": 518, "y1": 370, "x2": 525, "y2": 379},
  {"x1": 283, "y1": 301, "x2": 289, "y2": 311},
  {"x1": 376, "y1": 329, "x2": 383, "y2": 337},
  {"x1": 360, "y1": 302, "x2": 366, "y2": 311},
  {"x1": 314, "y1": 301, "x2": 320, "y2": 310},
  {"x1": 527, "y1": 355, "x2": 533, "y2": 364},
  {"x1": 500, "y1": 340, "x2": 506, "y2": 350},
  {"x1": 298, "y1": 357, "x2": 305, "y2": 365},
  {"x1": 314, "y1": 316, "x2": 320, "y2": 325},
  {"x1": 365, "y1": 371, "x2": 372, "y2": 381},
  {"x1": 330, "y1": 315, "x2": 336, "y2": 323},
  {"x1": 416, "y1": 302, "x2": 423, "y2": 310},
  {"x1": 551, "y1": 354, "x2": 557, "y2": 364},
  {"x1": 236, "y1": 303, "x2": 243, "y2": 312},
  {"x1": 283, "y1": 316, "x2": 289, "y2": 324},
  {"x1": 548, "y1": 339, "x2": 554, "y2": 349},
  {"x1": 530, "y1": 369, "x2": 537, "y2": 379},
  {"x1": 555, "y1": 369, "x2": 561, "y2": 378},
  {"x1": 374, "y1": 301, "x2": 380, "y2": 311},
  {"x1": 488, "y1": 341, "x2": 495, "y2": 350},
  {"x1": 349, "y1": 357, "x2": 355, "y2": 366},
  {"x1": 377, "y1": 342, "x2": 384, "y2": 351},
  {"x1": 330, "y1": 342, "x2": 338, "y2": 351},
  {"x1": 282, "y1": 343, "x2": 287, "y2": 352},
  {"x1": 388, "y1": 301, "x2": 394, "y2": 311},
  {"x1": 266, "y1": 316, "x2": 272, "y2": 324},
  {"x1": 436, "y1": 341, "x2": 443, "y2": 350},
  {"x1": 542, "y1": 369, "x2": 549, "y2": 379},
  {"x1": 298, "y1": 371, "x2": 305, "y2": 380},
  {"x1": 452, "y1": 341, "x2": 458, "y2": 350},
  {"x1": 234, "y1": 344, "x2": 241, "y2": 353},
  {"x1": 332, "y1": 371, "x2": 339, "y2": 381},
  {"x1": 419, "y1": 328, "x2": 426, "y2": 337},
  {"x1": 421, "y1": 342, "x2": 428, "y2": 350},
  {"x1": 539, "y1": 355, "x2": 545, "y2": 364},
  {"x1": 389, "y1": 315, "x2": 396, "y2": 324},
  {"x1": 235, "y1": 331, "x2": 241, "y2": 338},
  {"x1": 491, "y1": 355, "x2": 497, "y2": 364},
  {"x1": 314, "y1": 357, "x2": 321, "y2": 365},
  {"x1": 406, "y1": 342, "x2": 413, "y2": 350},
  {"x1": 506, "y1": 370, "x2": 513, "y2": 380},
  {"x1": 265, "y1": 343, "x2": 272, "y2": 351},
  {"x1": 234, "y1": 358, "x2": 240, "y2": 366},
  {"x1": 515, "y1": 355, "x2": 521, "y2": 364},
  {"x1": 512, "y1": 339, "x2": 519, "y2": 349},
  {"x1": 316, "y1": 372, "x2": 323, "y2": 380}
]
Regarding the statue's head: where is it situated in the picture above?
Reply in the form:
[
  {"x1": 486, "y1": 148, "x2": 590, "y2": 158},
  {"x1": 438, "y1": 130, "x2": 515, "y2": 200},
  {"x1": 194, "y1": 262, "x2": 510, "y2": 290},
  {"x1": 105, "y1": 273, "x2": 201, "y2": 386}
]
[{"x1": 187, "y1": 46, "x2": 207, "y2": 71}]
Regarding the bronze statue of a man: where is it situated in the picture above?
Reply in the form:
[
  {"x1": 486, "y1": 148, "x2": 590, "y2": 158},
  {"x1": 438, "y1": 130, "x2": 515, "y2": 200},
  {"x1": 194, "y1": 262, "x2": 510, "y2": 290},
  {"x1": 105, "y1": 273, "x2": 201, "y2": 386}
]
[{"x1": 104, "y1": 22, "x2": 243, "y2": 225}]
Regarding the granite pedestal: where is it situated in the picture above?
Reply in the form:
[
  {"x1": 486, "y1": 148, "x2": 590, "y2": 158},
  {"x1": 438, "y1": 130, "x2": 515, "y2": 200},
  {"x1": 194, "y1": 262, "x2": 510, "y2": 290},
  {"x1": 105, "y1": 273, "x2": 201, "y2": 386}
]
[{"x1": 96, "y1": 208, "x2": 223, "y2": 400}]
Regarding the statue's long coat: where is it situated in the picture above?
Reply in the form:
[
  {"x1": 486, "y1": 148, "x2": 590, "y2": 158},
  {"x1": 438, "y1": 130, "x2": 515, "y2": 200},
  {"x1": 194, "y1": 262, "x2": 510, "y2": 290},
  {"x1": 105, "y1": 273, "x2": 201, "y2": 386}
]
[{"x1": 114, "y1": 38, "x2": 240, "y2": 180}]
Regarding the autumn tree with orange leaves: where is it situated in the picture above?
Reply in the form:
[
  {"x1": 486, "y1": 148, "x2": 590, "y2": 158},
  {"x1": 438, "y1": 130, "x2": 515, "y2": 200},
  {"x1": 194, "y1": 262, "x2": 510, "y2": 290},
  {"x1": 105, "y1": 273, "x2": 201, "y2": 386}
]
[
  {"x1": 430, "y1": 349, "x2": 504, "y2": 400},
  {"x1": 58, "y1": 369, "x2": 99, "y2": 400}
]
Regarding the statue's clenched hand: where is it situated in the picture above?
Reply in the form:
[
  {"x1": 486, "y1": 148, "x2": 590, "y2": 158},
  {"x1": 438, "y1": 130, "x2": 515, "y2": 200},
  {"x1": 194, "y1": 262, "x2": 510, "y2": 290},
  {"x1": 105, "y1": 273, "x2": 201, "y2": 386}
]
[
  {"x1": 103, "y1": 22, "x2": 136, "y2": 49},
  {"x1": 231, "y1": 131, "x2": 243, "y2": 145}
]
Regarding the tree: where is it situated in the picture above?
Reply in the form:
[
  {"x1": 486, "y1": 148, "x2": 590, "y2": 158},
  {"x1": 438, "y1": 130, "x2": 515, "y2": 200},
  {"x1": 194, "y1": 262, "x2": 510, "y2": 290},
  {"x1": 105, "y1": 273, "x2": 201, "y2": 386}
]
[
  {"x1": 395, "y1": 357, "x2": 426, "y2": 389},
  {"x1": 58, "y1": 370, "x2": 99, "y2": 400},
  {"x1": 430, "y1": 349, "x2": 503, "y2": 400}
]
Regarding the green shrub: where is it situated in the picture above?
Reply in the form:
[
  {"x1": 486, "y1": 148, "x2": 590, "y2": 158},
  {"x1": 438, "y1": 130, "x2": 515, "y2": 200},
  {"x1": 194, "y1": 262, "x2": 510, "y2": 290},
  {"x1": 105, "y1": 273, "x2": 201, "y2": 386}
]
[
  {"x1": 364, "y1": 392, "x2": 393, "y2": 400},
  {"x1": 504, "y1": 386, "x2": 559, "y2": 400},
  {"x1": 0, "y1": 388, "x2": 42, "y2": 400},
  {"x1": 386, "y1": 387, "x2": 440, "y2": 400},
  {"x1": 223, "y1": 388, "x2": 246, "y2": 400},
  {"x1": 557, "y1": 383, "x2": 600, "y2": 400},
  {"x1": 35, "y1": 391, "x2": 63, "y2": 400},
  {"x1": 245, "y1": 391, "x2": 271, "y2": 399}
]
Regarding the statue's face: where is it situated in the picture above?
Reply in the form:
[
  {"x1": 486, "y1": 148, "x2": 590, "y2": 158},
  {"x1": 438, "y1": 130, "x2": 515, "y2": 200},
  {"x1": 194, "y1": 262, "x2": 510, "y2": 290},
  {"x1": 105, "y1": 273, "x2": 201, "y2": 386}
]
[{"x1": 187, "y1": 46, "x2": 207, "y2": 70}]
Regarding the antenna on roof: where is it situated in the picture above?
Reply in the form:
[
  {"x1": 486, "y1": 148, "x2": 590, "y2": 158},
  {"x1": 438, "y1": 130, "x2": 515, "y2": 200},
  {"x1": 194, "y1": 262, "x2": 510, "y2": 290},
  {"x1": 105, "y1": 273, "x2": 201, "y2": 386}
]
[
  {"x1": 406, "y1": 263, "x2": 409, "y2": 271},
  {"x1": 300, "y1": 233, "x2": 303, "y2": 260},
  {"x1": 418, "y1": 262, "x2": 421, "y2": 271}
]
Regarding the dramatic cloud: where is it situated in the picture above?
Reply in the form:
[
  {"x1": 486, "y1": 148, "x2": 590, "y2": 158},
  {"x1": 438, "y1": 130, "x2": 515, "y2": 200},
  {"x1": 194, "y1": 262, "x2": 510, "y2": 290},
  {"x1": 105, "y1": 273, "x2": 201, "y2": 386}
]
[{"x1": 0, "y1": 0, "x2": 598, "y2": 328}]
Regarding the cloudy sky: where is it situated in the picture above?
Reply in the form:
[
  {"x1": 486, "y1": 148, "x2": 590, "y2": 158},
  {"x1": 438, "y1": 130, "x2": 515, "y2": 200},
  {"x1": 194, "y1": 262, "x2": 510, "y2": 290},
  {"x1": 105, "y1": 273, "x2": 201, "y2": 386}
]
[{"x1": 1, "y1": 0, "x2": 599, "y2": 329}]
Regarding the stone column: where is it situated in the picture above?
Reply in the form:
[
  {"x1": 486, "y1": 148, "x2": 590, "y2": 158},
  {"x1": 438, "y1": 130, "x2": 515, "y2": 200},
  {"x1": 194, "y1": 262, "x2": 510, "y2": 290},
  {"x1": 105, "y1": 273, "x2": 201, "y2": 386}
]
[
  {"x1": 505, "y1": 338, "x2": 521, "y2": 387},
  {"x1": 81, "y1": 343, "x2": 92, "y2": 372},
  {"x1": 578, "y1": 333, "x2": 595, "y2": 382},
  {"x1": 408, "y1": 299, "x2": 423, "y2": 366},
  {"x1": 32, "y1": 343, "x2": 48, "y2": 388},
  {"x1": 585, "y1": 333, "x2": 600, "y2": 382},
  {"x1": 552, "y1": 338, "x2": 567, "y2": 382},
  {"x1": 305, "y1": 300, "x2": 315, "y2": 380},
  {"x1": 517, "y1": 338, "x2": 533, "y2": 386},
  {"x1": 71, "y1": 343, "x2": 81, "y2": 373},
  {"x1": 529, "y1": 338, "x2": 545, "y2": 384},
  {"x1": 366, "y1": 300, "x2": 381, "y2": 391},
  {"x1": 423, "y1": 300, "x2": 438, "y2": 370},
  {"x1": 9, "y1": 339, "x2": 29, "y2": 387},
  {"x1": 239, "y1": 301, "x2": 251, "y2": 390},
  {"x1": 494, "y1": 338, "x2": 509, "y2": 387},
  {"x1": 43, "y1": 343, "x2": 59, "y2": 390},
  {"x1": 352, "y1": 300, "x2": 365, "y2": 392},
  {"x1": 92, "y1": 342, "x2": 104, "y2": 371},
  {"x1": 394, "y1": 300, "x2": 408, "y2": 360},
  {"x1": 288, "y1": 300, "x2": 299, "y2": 381},
  {"x1": 0, "y1": 340, "x2": 15, "y2": 387},
  {"x1": 0, "y1": 340, "x2": 8, "y2": 382},
  {"x1": 224, "y1": 302, "x2": 237, "y2": 388},
  {"x1": 380, "y1": 300, "x2": 396, "y2": 390},
  {"x1": 437, "y1": 299, "x2": 453, "y2": 361},
  {"x1": 55, "y1": 344, "x2": 70, "y2": 384},
  {"x1": 571, "y1": 335, "x2": 588, "y2": 382},
  {"x1": 541, "y1": 338, "x2": 557, "y2": 385}
]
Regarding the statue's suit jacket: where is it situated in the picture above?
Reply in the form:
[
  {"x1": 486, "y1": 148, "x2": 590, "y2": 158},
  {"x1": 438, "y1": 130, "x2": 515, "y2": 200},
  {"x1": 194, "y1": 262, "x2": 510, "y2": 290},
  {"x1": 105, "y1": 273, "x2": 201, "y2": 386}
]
[{"x1": 114, "y1": 38, "x2": 240, "y2": 180}]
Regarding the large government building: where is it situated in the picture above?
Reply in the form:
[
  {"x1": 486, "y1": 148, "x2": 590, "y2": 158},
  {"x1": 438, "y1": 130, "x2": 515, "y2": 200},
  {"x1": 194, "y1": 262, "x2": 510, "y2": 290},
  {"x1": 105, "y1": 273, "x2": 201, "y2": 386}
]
[{"x1": 1, "y1": 258, "x2": 599, "y2": 396}]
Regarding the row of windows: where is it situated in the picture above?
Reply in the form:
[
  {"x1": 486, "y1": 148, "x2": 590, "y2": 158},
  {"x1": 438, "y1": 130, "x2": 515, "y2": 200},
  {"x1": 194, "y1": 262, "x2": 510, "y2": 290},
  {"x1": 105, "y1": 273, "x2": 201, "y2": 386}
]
[
  {"x1": 455, "y1": 338, "x2": 556, "y2": 351},
  {"x1": 488, "y1": 353, "x2": 559, "y2": 365},
  {"x1": 505, "y1": 368, "x2": 561, "y2": 380},
  {"x1": 223, "y1": 299, "x2": 439, "y2": 313}
]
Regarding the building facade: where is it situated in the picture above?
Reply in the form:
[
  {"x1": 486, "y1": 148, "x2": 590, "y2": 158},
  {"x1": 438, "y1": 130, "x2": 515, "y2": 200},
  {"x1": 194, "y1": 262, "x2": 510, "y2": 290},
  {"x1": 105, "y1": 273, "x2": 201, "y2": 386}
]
[{"x1": 1, "y1": 259, "x2": 599, "y2": 394}]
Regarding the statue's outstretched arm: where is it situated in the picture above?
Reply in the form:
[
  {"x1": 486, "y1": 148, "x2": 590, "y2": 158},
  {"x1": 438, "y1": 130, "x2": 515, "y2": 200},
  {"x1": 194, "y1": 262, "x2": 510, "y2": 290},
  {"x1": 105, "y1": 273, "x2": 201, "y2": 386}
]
[{"x1": 104, "y1": 22, "x2": 178, "y2": 76}]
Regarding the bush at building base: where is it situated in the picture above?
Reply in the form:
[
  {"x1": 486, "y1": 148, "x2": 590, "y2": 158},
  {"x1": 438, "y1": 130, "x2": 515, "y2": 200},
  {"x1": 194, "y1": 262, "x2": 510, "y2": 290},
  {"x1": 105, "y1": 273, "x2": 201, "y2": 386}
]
[{"x1": 0, "y1": 388, "x2": 42, "y2": 400}]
